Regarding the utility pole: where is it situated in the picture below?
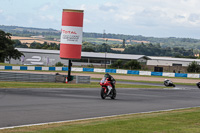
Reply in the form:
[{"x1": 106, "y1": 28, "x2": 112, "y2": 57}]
[{"x1": 103, "y1": 30, "x2": 107, "y2": 69}]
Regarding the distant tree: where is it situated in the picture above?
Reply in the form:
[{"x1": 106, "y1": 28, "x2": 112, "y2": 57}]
[
  {"x1": 82, "y1": 47, "x2": 95, "y2": 52},
  {"x1": 13, "y1": 40, "x2": 28, "y2": 48},
  {"x1": 0, "y1": 30, "x2": 24, "y2": 63},
  {"x1": 187, "y1": 61, "x2": 200, "y2": 73}
]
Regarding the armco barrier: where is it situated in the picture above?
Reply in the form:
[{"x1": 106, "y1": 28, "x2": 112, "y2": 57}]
[
  {"x1": 0, "y1": 66, "x2": 200, "y2": 78},
  {"x1": 83, "y1": 68, "x2": 94, "y2": 72},
  {"x1": 162, "y1": 72, "x2": 175, "y2": 77},
  {"x1": 175, "y1": 73, "x2": 187, "y2": 78},
  {"x1": 0, "y1": 71, "x2": 56, "y2": 82},
  {"x1": 106, "y1": 69, "x2": 116, "y2": 73},
  {"x1": 187, "y1": 74, "x2": 199, "y2": 78},
  {"x1": 151, "y1": 72, "x2": 163, "y2": 76},
  {"x1": 127, "y1": 70, "x2": 139, "y2": 75}
]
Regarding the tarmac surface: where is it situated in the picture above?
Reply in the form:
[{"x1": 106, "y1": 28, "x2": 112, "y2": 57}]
[{"x1": 0, "y1": 84, "x2": 200, "y2": 128}]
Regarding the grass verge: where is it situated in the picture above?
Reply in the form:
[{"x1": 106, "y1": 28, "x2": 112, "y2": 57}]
[
  {"x1": 1, "y1": 107, "x2": 200, "y2": 133},
  {"x1": 92, "y1": 78, "x2": 196, "y2": 86},
  {"x1": 0, "y1": 81, "x2": 163, "y2": 89}
]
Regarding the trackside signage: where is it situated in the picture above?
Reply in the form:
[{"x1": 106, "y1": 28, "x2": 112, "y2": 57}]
[
  {"x1": 60, "y1": 9, "x2": 84, "y2": 59},
  {"x1": 61, "y1": 26, "x2": 83, "y2": 45}
]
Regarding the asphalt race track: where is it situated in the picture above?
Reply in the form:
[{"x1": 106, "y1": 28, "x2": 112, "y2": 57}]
[{"x1": 0, "y1": 84, "x2": 200, "y2": 128}]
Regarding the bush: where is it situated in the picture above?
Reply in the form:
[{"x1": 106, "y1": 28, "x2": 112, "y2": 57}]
[
  {"x1": 109, "y1": 60, "x2": 141, "y2": 70},
  {"x1": 110, "y1": 60, "x2": 124, "y2": 69},
  {"x1": 124, "y1": 60, "x2": 141, "y2": 70},
  {"x1": 55, "y1": 62, "x2": 64, "y2": 66},
  {"x1": 87, "y1": 64, "x2": 94, "y2": 68}
]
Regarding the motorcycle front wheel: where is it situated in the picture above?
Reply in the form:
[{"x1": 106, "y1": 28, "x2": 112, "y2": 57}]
[{"x1": 101, "y1": 88, "x2": 106, "y2": 99}]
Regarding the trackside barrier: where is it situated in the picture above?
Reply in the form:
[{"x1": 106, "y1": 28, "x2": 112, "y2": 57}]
[
  {"x1": 175, "y1": 73, "x2": 187, "y2": 78},
  {"x1": 76, "y1": 76, "x2": 90, "y2": 84},
  {"x1": 83, "y1": 68, "x2": 94, "y2": 72},
  {"x1": 116, "y1": 69, "x2": 127, "y2": 74},
  {"x1": 151, "y1": 72, "x2": 163, "y2": 76},
  {"x1": 139, "y1": 71, "x2": 151, "y2": 76},
  {"x1": 187, "y1": 74, "x2": 199, "y2": 78},
  {"x1": 0, "y1": 66, "x2": 200, "y2": 78},
  {"x1": 72, "y1": 67, "x2": 83, "y2": 72},
  {"x1": 94, "y1": 68, "x2": 105, "y2": 73},
  {"x1": 0, "y1": 71, "x2": 91, "y2": 83},
  {"x1": 106, "y1": 69, "x2": 116, "y2": 73},
  {"x1": 162, "y1": 72, "x2": 175, "y2": 77},
  {"x1": 0, "y1": 71, "x2": 56, "y2": 82},
  {"x1": 127, "y1": 70, "x2": 139, "y2": 75}
]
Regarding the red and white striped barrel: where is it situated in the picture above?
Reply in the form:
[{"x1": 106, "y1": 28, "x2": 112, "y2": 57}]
[{"x1": 60, "y1": 9, "x2": 84, "y2": 59}]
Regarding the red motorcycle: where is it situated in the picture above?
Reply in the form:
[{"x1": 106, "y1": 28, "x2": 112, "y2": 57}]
[{"x1": 99, "y1": 77, "x2": 116, "y2": 99}]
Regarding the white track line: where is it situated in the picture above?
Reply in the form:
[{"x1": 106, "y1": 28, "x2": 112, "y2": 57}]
[{"x1": 0, "y1": 106, "x2": 200, "y2": 130}]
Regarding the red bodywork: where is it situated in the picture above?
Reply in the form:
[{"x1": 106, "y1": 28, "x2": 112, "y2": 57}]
[{"x1": 100, "y1": 77, "x2": 113, "y2": 93}]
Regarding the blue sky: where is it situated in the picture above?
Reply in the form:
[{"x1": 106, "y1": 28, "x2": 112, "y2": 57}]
[{"x1": 0, "y1": 0, "x2": 200, "y2": 39}]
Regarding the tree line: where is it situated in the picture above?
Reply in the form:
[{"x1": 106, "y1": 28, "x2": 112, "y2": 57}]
[
  {"x1": 12, "y1": 39, "x2": 195, "y2": 58},
  {"x1": 1, "y1": 29, "x2": 200, "y2": 73},
  {"x1": 2, "y1": 25, "x2": 200, "y2": 50},
  {"x1": 0, "y1": 30, "x2": 23, "y2": 63},
  {"x1": 82, "y1": 42, "x2": 195, "y2": 58}
]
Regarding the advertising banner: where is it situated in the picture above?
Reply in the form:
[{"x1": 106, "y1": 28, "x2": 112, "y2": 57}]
[{"x1": 60, "y1": 9, "x2": 84, "y2": 59}]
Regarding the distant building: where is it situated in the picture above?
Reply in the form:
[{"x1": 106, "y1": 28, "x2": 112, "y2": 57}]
[
  {"x1": 30, "y1": 35, "x2": 45, "y2": 39},
  {"x1": 147, "y1": 56, "x2": 200, "y2": 73},
  {"x1": 6, "y1": 48, "x2": 200, "y2": 73},
  {"x1": 147, "y1": 56, "x2": 200, "y2": 67},
  {"x1": 6, "y1": 48, "x2": 149, "y2": 66}
]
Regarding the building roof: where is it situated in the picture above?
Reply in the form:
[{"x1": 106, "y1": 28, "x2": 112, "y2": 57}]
[
  {"x1": 81, "y1": 52, "x2": 149, "y2": 60},
  {"x1": 149, "y1": 56, "x2": 200, "y2": 62},
  {"x1": 16, "y1": 48, "x2": 150, "y2": 60},
  {"x1": 16, "y1": 48, "x2": 60, "y2": 54}
]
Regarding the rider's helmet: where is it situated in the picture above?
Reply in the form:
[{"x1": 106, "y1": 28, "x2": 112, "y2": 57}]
[
  {"x1": 164, "y1": 79, "x2": 168, "y2": 81},
  {"x1": 104, "y1": 73, "x2": 110, "y2": 78},
  {"x1": 104, "y1": 73, "x2": 111, "y2": 80}
]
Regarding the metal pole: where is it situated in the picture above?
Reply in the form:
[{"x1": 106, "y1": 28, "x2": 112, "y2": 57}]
[
  {"x1": 105, "y1": 39, "x2": 107, "y2": 69},
  {"x1": 68, "y1": 60, "x2": 72, "y2": 81},
  {"x1": 103, "y1": 30, "x2": 106, "y2": 69},
  {"x1": 105, "y1": 49, "x2": 106, "y2": 69}
]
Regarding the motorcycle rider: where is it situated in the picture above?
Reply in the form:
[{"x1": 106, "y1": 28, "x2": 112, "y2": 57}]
[
  {"x1": 196, "y1": 82, "x2": 200, "y2": 89},
  {"x1": 164, "y1": 79, "x2": 170, "y2": 86},
  {"x1": 104, "y1": 73, "x2": 116, "y2": 90}
]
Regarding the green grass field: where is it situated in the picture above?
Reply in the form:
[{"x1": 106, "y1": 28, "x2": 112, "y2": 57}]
[
  {"x1": 1, "y1": 107, "x2": 200, "y2": 133},
  {"x1": 0, "y1": 81, "x2": 163, "y2": 89}
]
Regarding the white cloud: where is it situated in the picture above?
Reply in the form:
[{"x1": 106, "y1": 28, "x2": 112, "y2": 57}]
[
  {"x1": 80, "y1": 4, "x2": 86, "y2": 10},
  {"x1": 40, "y1": 15, "x2": 55, "y2": 21},
  {"x1": 103, "y1": 0, "x2": 200, "y2": 28},
  {"x1": 2, "y1": 0, "x2": 200, "y2": 38},
  {"x1": 39, "y1": 3, "x2": 52, "y2": 11},
  {"x1": 5, "y1": 15, "x2": 15, "y2": 21},
  {"x1": 188, "y1": 13, "x2": 200, "y2": 23},
  {"x1": 99, "y1": 2, "x2": 118, "y2": 12},
  {"x1": 84, "y1": 18, "x2": 91, "y2": 24}
]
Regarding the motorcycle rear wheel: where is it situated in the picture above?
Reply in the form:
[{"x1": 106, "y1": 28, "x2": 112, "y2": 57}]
[
  {"x1": 111, "y1": 89, "x2": 116, "y2": 99},
  {"x1": 101, "y1": 88, "x2": 106, "y2": 99}
]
